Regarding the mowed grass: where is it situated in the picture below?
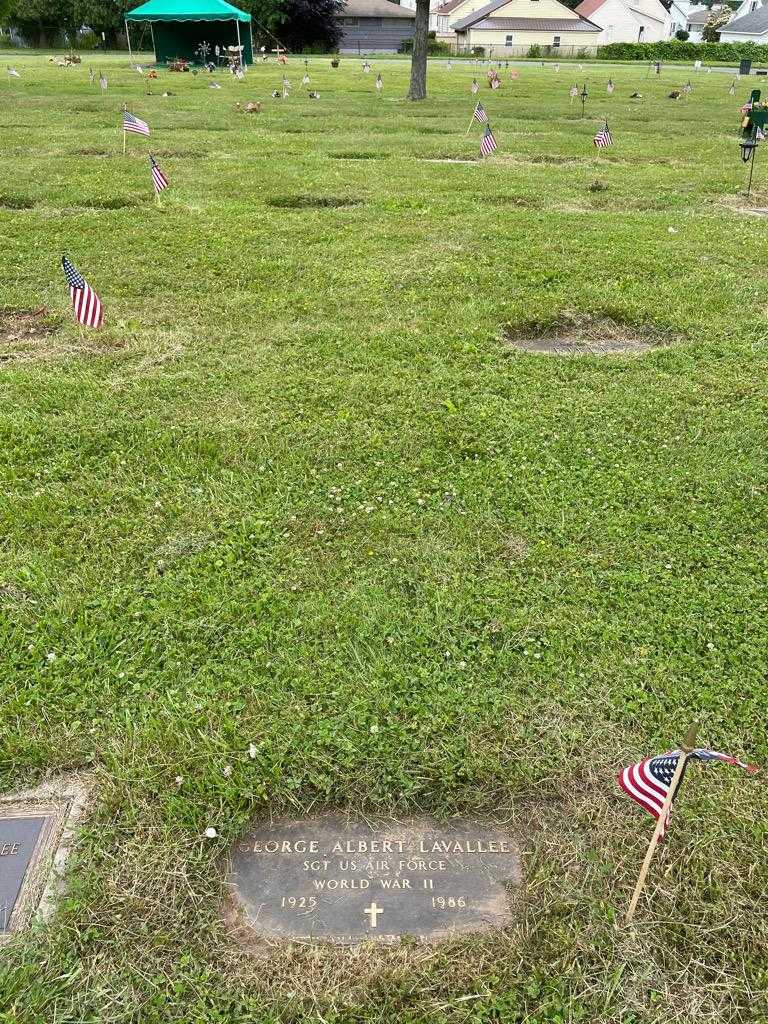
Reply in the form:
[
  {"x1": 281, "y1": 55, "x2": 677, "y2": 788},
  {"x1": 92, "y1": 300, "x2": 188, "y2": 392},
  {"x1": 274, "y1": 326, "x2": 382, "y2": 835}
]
[{"x1": 1, "y1": 52, "x2": 768, "y2": 1023}]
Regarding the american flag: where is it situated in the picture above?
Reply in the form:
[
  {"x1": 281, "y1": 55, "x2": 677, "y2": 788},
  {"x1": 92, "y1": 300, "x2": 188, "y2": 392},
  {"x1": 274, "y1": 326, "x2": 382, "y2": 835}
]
[
  {"x1": 619, "y1": 748, "x2": 758, "y2": 837},
  {"x1": 491, "y1": 77, "x2": 500, "y2": 90},
  {"x1": 471, "y1": 79, "x2": 479, "y2": 94},
  {"x1": 99, "y1": 72, "x2": 108, "y2": 91},
  {"x1": 473, "y1": 101, "x2": 488, "y2": 124},
  {"x1": 376, "y1": 73, "x2": 383, "y2": 91},
  {"x1": 594, "y1": 122, "x2": 612, "y2": 148},
  {"x1": 480, "y1": 123, "x2": 497, "y2": 157},
  {"x1": 61, "y1": 256, "x2": 104, "y2": 329},
  {"x1": 149, "y1": 153, "x2": 169, "y2": 194},
  {"x1": 123, "y1": 110, "x2": 149, "y2": 135}
]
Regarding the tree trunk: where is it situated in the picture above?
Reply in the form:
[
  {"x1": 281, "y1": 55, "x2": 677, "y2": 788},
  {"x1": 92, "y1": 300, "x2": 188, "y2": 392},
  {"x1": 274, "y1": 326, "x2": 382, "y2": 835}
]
[{"x1": 407, "y1": 0, "x2": 430, "y2": 101}]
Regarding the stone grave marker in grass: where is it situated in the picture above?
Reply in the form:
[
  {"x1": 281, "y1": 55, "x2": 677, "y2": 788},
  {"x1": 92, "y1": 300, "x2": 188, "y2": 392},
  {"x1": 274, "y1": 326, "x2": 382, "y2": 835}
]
[{"x1": 224, "y1": 814, "x2": 522, "y2": 945}]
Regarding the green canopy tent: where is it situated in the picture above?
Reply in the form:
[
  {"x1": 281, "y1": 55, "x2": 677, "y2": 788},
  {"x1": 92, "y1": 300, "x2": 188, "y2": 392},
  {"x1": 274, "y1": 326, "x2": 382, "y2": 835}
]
[{"x1": 125, "y1": 0, "x2": 253, "y2": 67}]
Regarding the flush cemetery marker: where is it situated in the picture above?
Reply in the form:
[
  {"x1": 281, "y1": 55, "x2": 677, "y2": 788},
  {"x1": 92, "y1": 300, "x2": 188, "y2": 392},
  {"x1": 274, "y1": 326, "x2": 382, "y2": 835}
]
[
  {"x1": 225, "y1": 815, "x2": 522, "y2": 944},
  {"x1": 0, "y1": 776, "x2": 91, "y2": 942}
]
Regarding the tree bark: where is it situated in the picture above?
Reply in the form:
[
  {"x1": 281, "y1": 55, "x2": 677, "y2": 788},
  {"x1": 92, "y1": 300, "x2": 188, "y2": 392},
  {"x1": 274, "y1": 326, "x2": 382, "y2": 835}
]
[{"x1": 407, "y1": 0, "x2": 430, "y2": 101}]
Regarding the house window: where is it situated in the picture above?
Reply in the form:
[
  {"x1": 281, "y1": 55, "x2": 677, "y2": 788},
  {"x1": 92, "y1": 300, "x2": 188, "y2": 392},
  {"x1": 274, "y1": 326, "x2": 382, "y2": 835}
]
[
  {"x1": 638, "y1": 24, "x2": 645, "y2": 39},
  {"x1": 553, "y1": 34, "x2": 561, "y2": 45},
  {"x1": 506, "y1": 34, "x2": 514, "y2": 44}
]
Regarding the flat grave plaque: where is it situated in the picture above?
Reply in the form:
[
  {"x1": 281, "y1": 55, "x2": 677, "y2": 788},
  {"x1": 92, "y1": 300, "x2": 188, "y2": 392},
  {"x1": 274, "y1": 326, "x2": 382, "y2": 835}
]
[
  {"x1": 225, "y1": 815, "x2": 522, "y2": 944},
  {"x1": 0, "y1": 815, "x2": 49, "y2": 933}
]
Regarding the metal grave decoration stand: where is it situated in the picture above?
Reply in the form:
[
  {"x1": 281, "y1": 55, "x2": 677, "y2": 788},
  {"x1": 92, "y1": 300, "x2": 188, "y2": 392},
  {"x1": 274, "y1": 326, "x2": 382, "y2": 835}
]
[{"x1": 740, "y1": 88, "x2": 768, "y2": 198}]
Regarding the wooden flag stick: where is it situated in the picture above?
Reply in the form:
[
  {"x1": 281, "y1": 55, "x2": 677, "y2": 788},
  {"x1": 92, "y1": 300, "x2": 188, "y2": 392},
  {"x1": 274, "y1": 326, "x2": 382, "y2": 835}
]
[
  {"x1": 624, "y1": 722, "x2": 700, "y2": 926},
  {"x1": 465, "y1": 110, "x2": 477, "y2": 135}
]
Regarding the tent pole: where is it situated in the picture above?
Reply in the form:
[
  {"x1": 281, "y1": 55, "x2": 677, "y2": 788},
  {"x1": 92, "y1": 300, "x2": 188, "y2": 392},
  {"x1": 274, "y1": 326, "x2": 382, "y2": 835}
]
[
  {"x1": 149, "y1": 21, "x2": 156, "y2": 61},
  {"x1": 125, "y1": 19, "x2": 133, "y2": 63},
  {"x1": 248, "y1": 21, "x2": 254, "y2": 67},
  {"x1": 235, "y1": 19, "x2": 243, "y2": 67}
]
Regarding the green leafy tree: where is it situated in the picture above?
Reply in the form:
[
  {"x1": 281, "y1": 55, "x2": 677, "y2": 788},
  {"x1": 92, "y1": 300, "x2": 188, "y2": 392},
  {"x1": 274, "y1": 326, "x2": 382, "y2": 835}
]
[
  {"x1": 9, "y1": 0, "x2": 78, "y2": 46},
  {"x1": 701, "y1": 8, "x2": 730, "y2": 39},
  {"x1": 75, "y1": 0, "x2": 132, "y2": 47},
  {"x1": 249, "y1": 0, "x2": 342, "y2": 52}
]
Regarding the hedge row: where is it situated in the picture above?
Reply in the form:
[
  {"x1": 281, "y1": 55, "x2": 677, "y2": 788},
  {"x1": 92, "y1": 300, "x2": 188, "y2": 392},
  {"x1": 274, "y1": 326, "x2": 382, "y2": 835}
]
[{"x1": 597, "y1": 40, "x2": 768, "y2": 61}]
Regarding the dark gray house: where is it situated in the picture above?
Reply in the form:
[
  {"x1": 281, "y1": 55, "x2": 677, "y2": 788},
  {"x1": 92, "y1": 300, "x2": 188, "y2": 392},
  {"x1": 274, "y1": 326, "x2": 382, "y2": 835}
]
[{"x1": 338, "y1": 0, "x2": 416, "y2": 53}]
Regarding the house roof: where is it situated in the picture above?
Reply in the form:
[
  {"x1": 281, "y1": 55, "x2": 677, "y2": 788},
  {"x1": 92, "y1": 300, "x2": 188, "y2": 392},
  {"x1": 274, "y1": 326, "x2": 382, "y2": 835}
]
[
  {"x1": 627, "y1": 3, "x2": 666, "y2": 22},
  {"x1": 436, "y1": 0, "x2": 472, "y2": 13},
  {"x1": 342, "y1": 0, "x2": 416, "y2": 15},
  {"x1": 454, "y1": 0, "x2": 600, "y2": 30},
  {"x1": 126, "y1": 0, "x2": 250, "y2": 21},
  {"x1": 576, "y1": 0, "x2": 666, "y2": 20},
  {"x1": 461, "y1": 14, "x2": 601, "y2": 27},
  {"x1": 720, "y1": 4, "x2": 768, "y2": 29},
  {"x1": 574, "y1": 0, "x2": 606, "y2": 18},
  {"x1": 685, "y1": 6, "x2": 716, "y2": 21}
]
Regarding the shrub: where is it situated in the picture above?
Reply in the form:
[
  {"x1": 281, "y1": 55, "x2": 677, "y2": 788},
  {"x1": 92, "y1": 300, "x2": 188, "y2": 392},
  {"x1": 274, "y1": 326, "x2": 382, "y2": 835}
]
[
  {"x1": 527, "y1": 44, "x2": 542, "y2": 58},
  {"x1": 597, "y1": 39, "x2": 768, "y2": 61},
  {"x1": 0, "y1": 34, "x2": 18, "y2": 48},
  {"x1": 76, "y1": 30, "x2": 99, "y2": 50},
  {"x1": 401, "y1": 36, "x2": 452, "y2": 55},
  {"x1": 675, "y1": 29, "x2": 690, "y2": 40}
]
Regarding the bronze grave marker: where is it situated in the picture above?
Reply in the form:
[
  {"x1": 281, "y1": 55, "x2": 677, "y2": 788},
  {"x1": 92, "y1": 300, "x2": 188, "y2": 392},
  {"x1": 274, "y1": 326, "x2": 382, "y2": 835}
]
[{"x1": 225, "y1": 815, "x2": 522, "y2": 944}]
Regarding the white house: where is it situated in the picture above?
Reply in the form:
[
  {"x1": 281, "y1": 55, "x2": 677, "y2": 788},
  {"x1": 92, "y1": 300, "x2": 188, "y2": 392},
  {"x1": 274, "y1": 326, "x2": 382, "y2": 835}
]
[
  {"x1": 397, "y1": 0, "x2": 455, "y2": 34},
  {"x1": 720, "y1": 0, "x2": 768, "y2": 40},
  {"x1": 432, "y1": 0, "x2": 499, "y2": 38},
  {"x1": 451, "y1": 0, "x2": 603, "y2": 53},
  {"x1": 682, "y1": 4, "x2": 731, "y2": 41},
  {"x1": 575, "y1": 0, "x2": 669, "y2": 42},
  {"x1": 666, "y1": 0, "x2": 698, "y2": 37}
]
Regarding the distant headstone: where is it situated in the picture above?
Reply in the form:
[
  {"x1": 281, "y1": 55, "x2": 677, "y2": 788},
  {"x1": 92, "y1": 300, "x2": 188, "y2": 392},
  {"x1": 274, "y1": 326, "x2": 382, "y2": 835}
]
[{"x1": 225, "y1": 815, "x2": 521, "y2": 944}]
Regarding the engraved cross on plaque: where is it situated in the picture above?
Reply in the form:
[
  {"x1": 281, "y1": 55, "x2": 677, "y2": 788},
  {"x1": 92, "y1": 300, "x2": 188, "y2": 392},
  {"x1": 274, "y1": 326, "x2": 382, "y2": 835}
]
[{"x1": 363, "y1": 901, "x2": 383, "y2": 928}]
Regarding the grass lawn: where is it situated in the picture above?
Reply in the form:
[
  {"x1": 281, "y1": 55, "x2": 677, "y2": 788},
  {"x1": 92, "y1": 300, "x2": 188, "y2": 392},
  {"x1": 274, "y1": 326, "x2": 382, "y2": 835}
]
[{"x1": 1, "y1": 51, "x2": 767, "y2": 1024}]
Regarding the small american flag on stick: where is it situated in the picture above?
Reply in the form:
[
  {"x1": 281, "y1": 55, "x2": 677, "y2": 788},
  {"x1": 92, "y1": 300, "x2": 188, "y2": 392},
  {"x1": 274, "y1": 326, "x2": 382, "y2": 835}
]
[
  {"x1": 619, "y1": 748, "x2": 758, "y2": 837},
  {"x1": 594, "y1": 121, "x2": 612, "y2": 148},
  {"x1": 473, "y1": 101, "x2": 488, "y2": 124},
  {"x1": 149, "y1": 153, "x2": 169, "y2": 195},
  {"x1": 61, "y1": 256, "x2": 104, "y2": 329},
  {"x1": 123, "y1": 110, "x2": 150, "y2": 136},
  {"x1": 621, "y1": 727, "x2": 759, "y2": 925},
  {"x1": 480, "y1": 123, "x2": 498, "y2": 157}
]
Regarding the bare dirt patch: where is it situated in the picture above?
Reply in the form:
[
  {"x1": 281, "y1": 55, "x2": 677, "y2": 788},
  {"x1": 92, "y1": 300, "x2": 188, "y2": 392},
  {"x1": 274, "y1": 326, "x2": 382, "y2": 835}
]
[
  {"x1": 422, "y1": 158, "x2": 478, "y2": 165},
  {"x1": 1, "y1": 308, "x2": 58, "y2": 361},
  {"x1": 71, "y1": 147, "x2": 114, "y2": 157},
  {"x1": 504, "y1": 534, "x2": 529, "y2": 562},
  {"x1": 266, "y1": 195, "x2": 362, "y2": 209},
  {"x1": 330, "y1": 152, "x2": 381, "y2": 161},
  {"x1": 0, "y1": 194, "x2": 35, "y2": 209},
  {"x1": 502, "y1": 312, "x2": 674, "y2": 357},
  {"x1": 0, "y1": 308, "x2": 121, "y2": 365}
]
